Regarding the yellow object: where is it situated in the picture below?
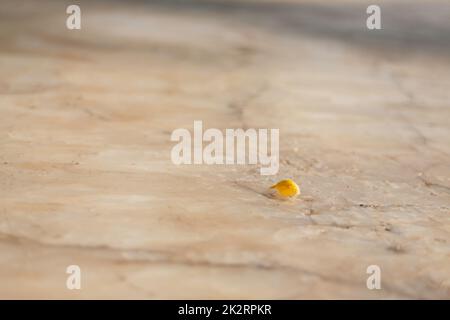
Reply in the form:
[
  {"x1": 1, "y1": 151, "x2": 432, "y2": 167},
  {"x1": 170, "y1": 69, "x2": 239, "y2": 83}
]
[{"x1": 270, "y1": 179, "x2": 300, "y2": 198}]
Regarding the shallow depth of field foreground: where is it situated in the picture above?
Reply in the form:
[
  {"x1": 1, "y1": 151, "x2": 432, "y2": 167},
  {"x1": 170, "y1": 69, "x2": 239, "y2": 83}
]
[{"x1": 0, "y1": 0, "x2": 449, "y2": 299}]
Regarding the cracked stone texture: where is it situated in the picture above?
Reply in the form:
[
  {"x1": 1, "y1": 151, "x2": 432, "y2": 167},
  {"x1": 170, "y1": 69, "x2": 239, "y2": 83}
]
[{"x1": 0, "y1": 0, "x2": 449, "y2": 299}]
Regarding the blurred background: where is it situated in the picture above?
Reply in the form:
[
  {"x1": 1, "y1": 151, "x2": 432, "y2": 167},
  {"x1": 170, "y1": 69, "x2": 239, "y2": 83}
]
[{"x1": 0, "y1": 0, "x2": 449, "y2": 299}]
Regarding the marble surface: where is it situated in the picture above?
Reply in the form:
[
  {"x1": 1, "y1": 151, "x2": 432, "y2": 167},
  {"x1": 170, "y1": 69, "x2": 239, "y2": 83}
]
[{"x1": 0, "y1": 0, "x2": 449, "y2": 299}]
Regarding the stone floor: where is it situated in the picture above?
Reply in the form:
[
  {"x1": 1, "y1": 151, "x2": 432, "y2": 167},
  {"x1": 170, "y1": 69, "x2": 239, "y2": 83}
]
[{"x1": 0, "y1": 0, "x2": 449, "y2": 299}]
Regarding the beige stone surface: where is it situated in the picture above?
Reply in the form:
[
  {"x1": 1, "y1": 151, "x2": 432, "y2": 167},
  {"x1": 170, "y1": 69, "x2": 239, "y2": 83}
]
[{"x1": 0, "y1": 0, "x2": 449, "y2": 299}]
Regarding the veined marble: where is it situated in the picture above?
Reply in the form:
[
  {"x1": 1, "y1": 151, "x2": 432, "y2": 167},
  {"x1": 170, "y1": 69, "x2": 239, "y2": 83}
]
[{"x1": 0, "y1": 0, "x2": 449, "y2": 299}]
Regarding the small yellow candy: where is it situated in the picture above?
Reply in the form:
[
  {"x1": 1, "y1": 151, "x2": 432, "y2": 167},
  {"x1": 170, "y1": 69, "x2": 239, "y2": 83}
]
[{"x1": 270, "y1": 179, "x2": 300, "y2": 198}]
